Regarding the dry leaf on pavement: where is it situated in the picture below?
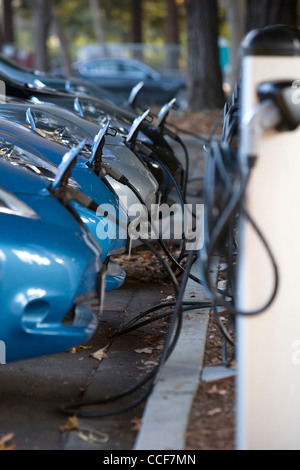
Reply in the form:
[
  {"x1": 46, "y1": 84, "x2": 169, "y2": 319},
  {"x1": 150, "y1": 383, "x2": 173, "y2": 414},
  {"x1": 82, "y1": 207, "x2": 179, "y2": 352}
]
[
  {"x1": 134, "y1": 348, "x2": 153, "y2": 354},
  {"x1": 0, "y1": 433, "x2": 16, "y2": 450},
  {"x1": 206, "y1": 408, "x2": 222, "y2": 416},
  {"x1": 131, "y1": 418, "x2": 142, "y2": 431},
  {"x1": 67, "y1": 347, "x2": 77, "y2": 354},
  {"x1": 91, "y1": 344, "x2": 109, "y2": 362},
  {"x1": 59, "y1": 416, "x2": 79, "y2": 433},
  {"x1": 208, "y1": 384, "x2": 228, "y2": 396}
]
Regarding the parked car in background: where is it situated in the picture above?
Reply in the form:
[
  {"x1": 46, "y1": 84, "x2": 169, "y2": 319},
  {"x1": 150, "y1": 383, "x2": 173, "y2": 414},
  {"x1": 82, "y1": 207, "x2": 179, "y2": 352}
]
[
  {"x1": 0, "y1": 53, "x2": 132, "y2": 107},
  {"x1": 73, "y1": 57, "x2": 188, "y2": 110}
]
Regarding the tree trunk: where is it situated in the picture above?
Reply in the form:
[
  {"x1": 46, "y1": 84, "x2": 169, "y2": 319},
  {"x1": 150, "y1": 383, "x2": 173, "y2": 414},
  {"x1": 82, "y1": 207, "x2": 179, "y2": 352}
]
[
  {"x1": 51, "y1": 6, "x2": 74, "y2": 77},
  {"x1": 33, "y1": 0, "x2": 53, "y2": 71},
  {"x1": 132, "y1": 0, "x2": 143, "y2": 43},
  {"x1": 246, "y1": 0, "x2": 299, "y2": 32},
  {"x1": 165, "y1": 0, "x2": 180, "y2": 72},
  {"x1": 226, "y1": 0, "x2": 246, "y2": 86},
  {"x1": 0, "y1": 24, "x2": 3, "y2": 54},
  {"x1": 3, "y1": 0, "x2": 14, "y2": 44},
  {"x1": 185, "y1": 0, "x2": 225, "y2": 110},
  {"x1": 278, "y1": 0, "x2": 298, "y2": 27},
  {"x1": 2, "y1": 0, "x2": 14, "y2": 56},
  {"x1": 131, "y1": 0, "x2": 143, "y2": 61},
  {"x1": 88, "y1": 0, "x2": 109, "y2": 56}
]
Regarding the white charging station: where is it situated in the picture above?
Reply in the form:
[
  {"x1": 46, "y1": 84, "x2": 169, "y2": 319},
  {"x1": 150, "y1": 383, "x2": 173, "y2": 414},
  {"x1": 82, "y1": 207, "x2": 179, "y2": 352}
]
[{"x1": 236, "y1": 25, "x2": 300, "y2": 450}]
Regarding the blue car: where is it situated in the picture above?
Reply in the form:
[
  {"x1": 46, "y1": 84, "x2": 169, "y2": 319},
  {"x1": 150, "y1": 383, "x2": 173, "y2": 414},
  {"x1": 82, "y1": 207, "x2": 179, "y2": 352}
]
[
  {"x1": 0, "y1": 156, "x2": 103, "y2": 363},
  {"x1": 0, "y1": 118, "x2": 128, "y2": 292}
]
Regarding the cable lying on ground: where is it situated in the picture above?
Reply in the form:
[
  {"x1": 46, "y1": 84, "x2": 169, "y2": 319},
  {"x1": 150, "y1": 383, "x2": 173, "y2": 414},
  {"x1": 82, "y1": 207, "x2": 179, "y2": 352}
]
[{"x1": 60, "y1": 250, "x2": 198, "y2": 418}]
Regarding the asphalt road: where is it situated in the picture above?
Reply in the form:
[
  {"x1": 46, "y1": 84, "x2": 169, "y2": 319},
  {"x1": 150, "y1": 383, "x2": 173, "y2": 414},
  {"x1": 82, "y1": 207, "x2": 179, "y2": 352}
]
[{"x1": 0, "y1": 279, "x2": 174, "y2": 450}]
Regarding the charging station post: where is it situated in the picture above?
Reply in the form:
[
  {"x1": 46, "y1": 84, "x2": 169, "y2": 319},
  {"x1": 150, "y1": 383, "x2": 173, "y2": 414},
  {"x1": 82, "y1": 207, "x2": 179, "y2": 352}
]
[{"x1": 236, "y1": 25, "x2": 300, "y2": 450}]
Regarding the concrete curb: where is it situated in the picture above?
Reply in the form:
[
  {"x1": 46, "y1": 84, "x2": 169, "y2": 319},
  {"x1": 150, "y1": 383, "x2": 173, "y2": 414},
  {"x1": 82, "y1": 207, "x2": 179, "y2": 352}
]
[{"x1": 134, "y1": 256, "x2": 219, "y2": 450}]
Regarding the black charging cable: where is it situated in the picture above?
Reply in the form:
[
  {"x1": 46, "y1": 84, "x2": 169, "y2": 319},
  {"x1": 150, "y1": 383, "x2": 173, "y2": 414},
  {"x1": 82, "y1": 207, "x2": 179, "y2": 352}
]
[
  {"x1": 60, "y1": 249, "x2": 197, "y2": 418},
  {"x1": 201, "y1": 142, "x2": 279, "y2": 318}
]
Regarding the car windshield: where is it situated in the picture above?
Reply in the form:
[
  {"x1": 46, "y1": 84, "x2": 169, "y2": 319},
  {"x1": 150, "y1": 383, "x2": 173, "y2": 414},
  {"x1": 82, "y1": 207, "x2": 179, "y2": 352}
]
[
  {"x1": 0, "y1": 54, "x2": 32, "y2": 72},
  {"x1": 77, "y1": 58, "x2": 161, "y2": 80},
  {"x1": 121, "y1": 62, "x2": 160, "y2": 80},
  {"x1": 81, "y1": 59, "x2": 119, "y2": 76}
]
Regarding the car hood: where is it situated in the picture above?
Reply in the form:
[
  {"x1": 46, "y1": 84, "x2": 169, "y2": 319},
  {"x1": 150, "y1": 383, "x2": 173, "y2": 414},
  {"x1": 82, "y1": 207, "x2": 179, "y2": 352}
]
[
  {"x1": 0, "y1": 117, "x2": 89, "y2": 166},
  {"x1": 0, "y1": 156, "x2": 50, "y2": 195}
]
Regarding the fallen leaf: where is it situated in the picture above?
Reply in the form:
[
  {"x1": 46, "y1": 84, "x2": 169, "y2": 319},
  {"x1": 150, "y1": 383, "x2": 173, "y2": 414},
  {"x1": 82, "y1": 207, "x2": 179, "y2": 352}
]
[
  {"x1": 209, "y1": 385, "x2": 219, "y2": 394},
  {"x1": 0, "y1": 433, "x2": 16, "y2": 450},
  {"x1": 206, "y1": 408, "x2": 222, "y2": 416},
  {"x1": 208, "y1": 385, "x2": 228, "y2": 396},
  {"x1": 134, "y1": 348, "x2": 153, "y2": 354},
  {"x1": 131, "y1": 418, "x2": 142, "y2": 431},
  {"x1": 67, "y1": 347, "x2": 77, "y2": 354},
  {"x1": 78, "y1": 345, "x2": 92, "y2": 350},
  {"x1": 165, "y1": 295, "x2": 175, "y2": 301},
  {"x1": 59, "y1": 416, "x2": 79, "y2": 433},
  {"x1": 91, "y1": 344, "x2": 109, "y2": 362}
]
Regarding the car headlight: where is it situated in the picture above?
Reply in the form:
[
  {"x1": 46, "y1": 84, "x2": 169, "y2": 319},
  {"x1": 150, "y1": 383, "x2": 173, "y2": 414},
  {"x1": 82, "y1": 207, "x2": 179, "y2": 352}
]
[
  {"x1": 26, "y1": 110, "x2": 93, "y2": 158},
  {"x1": 0, "y1": 139, "x2": 80, "y2": 188},
  {"x1": 77, "y1": 99, "x2": 110, "y2": 126},
  {"x1": 0, "y1": 187, "x2": 40, "y2": 219}
]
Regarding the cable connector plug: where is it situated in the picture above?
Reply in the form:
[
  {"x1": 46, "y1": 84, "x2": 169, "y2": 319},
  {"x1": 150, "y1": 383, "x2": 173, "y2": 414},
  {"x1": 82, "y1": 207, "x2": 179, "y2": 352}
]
[
  {"x1": 162, "y1": 126, "x2": 180, "y2": 141},
  {"x1": 99, "y1": 162, "x2": 130, "y2": 187}
]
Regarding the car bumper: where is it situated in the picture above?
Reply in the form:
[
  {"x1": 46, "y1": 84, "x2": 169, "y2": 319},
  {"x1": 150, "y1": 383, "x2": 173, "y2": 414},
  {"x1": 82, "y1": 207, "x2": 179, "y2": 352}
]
[{"x1": 0, "y1": 211, "x2": 101, "y2": 363}]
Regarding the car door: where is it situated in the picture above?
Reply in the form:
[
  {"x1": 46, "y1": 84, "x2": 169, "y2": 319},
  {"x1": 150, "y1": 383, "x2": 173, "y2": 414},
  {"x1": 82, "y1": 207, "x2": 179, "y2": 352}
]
[
  {"x1": 76, "y1": 59, "x2": 130, "y2": 96},
  {"x1": 119, "y1": 61, "x2": 165, "y2": 104}
]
